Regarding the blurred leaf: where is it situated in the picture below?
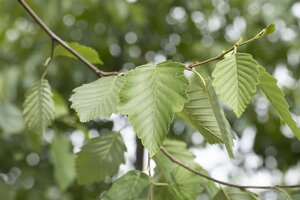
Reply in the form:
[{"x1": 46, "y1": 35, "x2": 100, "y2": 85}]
[
  {"x1": 0, "y1": 179, "x2": 15, "y2": 200},
  {"x1": 212, "y1": 53, "x2": 259, "y2": 117},
  {"x1": 119, "y1": 61, "x2": 189, "y2": 156},
  {"x1": 23, "y1": 77, "x2": 55, "y2": 134},
  {"x1": 54, "y1": 42, "x2": 103, "y2": 64},
  {"x1": 102, "y1": 170, "x2": 149, "y2": 200},
  {"x1": 0, "y1": 101, "x2": 24, "y2": 134},
  {"x1": 70, "y1": 76, "x2": 123, "y2": 122},
  {"x1": 76, "y1": 131, "x2": 126, "y2": 185},
  {"x1": 213, "y1": 188, "x2": 258, "y2": 200},
  {"x1": 258, "y1": 66, "x2": 300, "y2": 140},
  {"x1": 50, "y1": 133, "x2": 75, "y2": 190},
  {"x1": 275, "y1": 188, "x2": 293, "y2": 200},
  {"x1": 53, "y1": 90, "x2": 69, "y2": 118}
]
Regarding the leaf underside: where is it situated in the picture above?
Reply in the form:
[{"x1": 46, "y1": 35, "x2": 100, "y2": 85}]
[
  {"x1": 76, "y1": 131, "x2": 126, "y2": 185},
  {"x1": 70, "y1": 76, "x2": 123, "y2": 122},
  {"x1": 23, "y1": 77, "x2": 55, "y2": 134},
  {"x1": 212, "y1": 53, "x2": 259, "y2": 117},
  {"x1": 119, "y1": 61, "x2": 189, "y2": 156},
  {"x1": 178, "y1": 70, "x2": 229, "y2": 144},
  {"x1": 102, "y1": 171, "x2": 149, "y2": 200},
  {"x1": 258, "y1": 66, "x2": 300, "y2": 140}
]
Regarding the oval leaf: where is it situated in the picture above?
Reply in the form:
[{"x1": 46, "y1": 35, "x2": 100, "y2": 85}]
[
  {"x1": 119, "y1": 61, "x2": 189, "y2": 156},
  {"x1": 70, "y1": 76, "x2": 123, "y2": 122},
  {"x1": 23, "y1": 77, "x2": 55, "y2": 134},
  {"x1": 76, "y1": 131, "x2": 126, "y2": 184},
  {"x1": 212, "y1": 53, "x2": 259, "y2": 117}
]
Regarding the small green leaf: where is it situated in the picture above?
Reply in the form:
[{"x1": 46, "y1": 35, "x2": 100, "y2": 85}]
[
  {"x1": 70, "y1": 76, "x2": 123, "y2": 122},
  {"x1": 50, "y1": 133, "x2": 75, "y2": 190},
  {"x1": 255, "y1": 23, "x2": 276, "y2": 38},
  {"x1": 102, "y1": 171, "x2": 149, "y2": 200},
  {"x1": 54, "y1": 42, "x2": 103, "y2": 64},
  {"x1": 213, "y1": 188, "x2": 258, "y2": 200},
  {"x1": 212, "y1": 53, "x2": 260, "y2": 117},
  {"x1": 23, "y1": 77, "x2": 55, "y2": 134},
  {"x1": 258, "y1": 67, "x2": 300, "y2": 140},
  {"x1": 76, "y1": 131, "x2": 126, "y2": 185},
  {"x1": 119, "y1": 61, "x2": 189, "y2": 156}
]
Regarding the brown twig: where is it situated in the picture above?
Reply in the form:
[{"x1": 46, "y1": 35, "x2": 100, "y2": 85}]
[
  {"x1": 17, "y1": 0, "x2": 119, "y2": 77},
  {"x1": 160, "y1": 147, "x2": 300, "y2": 190}
]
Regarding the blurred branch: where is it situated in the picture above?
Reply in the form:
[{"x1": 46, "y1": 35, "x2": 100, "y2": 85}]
[
  {"x1": 160, "y1": 147, "x2": 300, "y2": 190},
  {"x1": 17, "y1": 0, "x2": 119, "y2": 77}
]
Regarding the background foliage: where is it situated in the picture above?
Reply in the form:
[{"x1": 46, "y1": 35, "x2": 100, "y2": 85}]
[{"x1": 0, "y1": 0, "x2": 300, "y2": 199}]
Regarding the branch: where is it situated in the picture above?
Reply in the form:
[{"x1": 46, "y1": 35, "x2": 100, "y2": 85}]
[
  {"x1": 17, "y1": 0, "x2": 119, "y2": 77},
  {"x1": 160, "y1": 147, "x2": 300, "y2": 190}
]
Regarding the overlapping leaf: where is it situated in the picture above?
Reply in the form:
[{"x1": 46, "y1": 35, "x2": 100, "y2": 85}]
[
  {"x1": 154, "y1": 139, "x2": 214, "y2": 200},
  {"x1": 102, "y1": 171, "x2": 149, "y2": 200},
  {"x1": 50, "y1": 133, "x2": 75, "y2": 190},
  {"x1": 23, "y1": 77, "x2": 55, "y2": 134},
  {"x1": 119, "y1": 61, "x2": 189, "y2": 156},
  {"x1": 178, "y1": 70, "x2": 231, "y2": 144},
  {"x1": 213, "y1": 188, "x2": 258, "y2": 200},
  {"x1": 54, "y1": 42, "x2": 103, "y2": 64},
  {"x1": 76, "y1": 131, "x2": 126, "y2": 184},
  {"x1": 212, "y1": 53, "x2": 260, "y2": 117},
  {"x1": 70, "y1": 76, "x2": 123, "y2": 122},
  {"x1": 258, "y1": 67, "x2": 300, "y2": 140}
]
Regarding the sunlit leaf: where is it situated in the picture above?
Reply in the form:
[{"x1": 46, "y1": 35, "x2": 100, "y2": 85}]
[
  {"x1": 50, "y1": 133, "x2": 75, "y2": 190},
  {"x1": 54, "y1": 42, "x2": 103, "y2": 64},
  {"x1": 76, "y1": 131, "x2": 126, "y2": 184},
  {"x1": 119, "y1": 61, "x2": 189, "y2": 156},
  {"x1": 212, "y1": 53, "x2": 259, "y2": 117},
  {"x1": 258, "y1": 66, "x2": 300, "y2": 140},
  {"x1": 70, "y1": 76, "x2": 123, "y2": 122},
  {"x1": 23, "y1": 77, "x2": 55, "y2": 134},
  {"x1": 102, "y1": 171, "x2": 149, "y2": 200}
]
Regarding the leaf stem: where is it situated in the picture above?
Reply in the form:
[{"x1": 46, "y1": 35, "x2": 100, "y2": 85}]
[
  {"x1": 17, "y1": 0, "x2": 119, "y2": 77},
  {"x1": 160, "y1": 147, "x2": 300, "y2": 190}
]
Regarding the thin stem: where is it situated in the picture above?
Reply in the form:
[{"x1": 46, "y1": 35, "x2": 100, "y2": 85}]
[
  {"x1": 147, "y1": 153, "x2": 153, "y2": 200},
  {"x1": 17, "y1": 0, "x2": 119, "y2": 77},
  {"x1": 160, "y1": 147, "x2": 300, "y2": 190}
]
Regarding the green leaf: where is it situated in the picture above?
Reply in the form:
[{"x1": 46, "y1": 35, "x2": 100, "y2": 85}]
[
  {"x1": 70, "y1": 76, "x2": 123, "y2": 122},
  {"x1": 54, "y1": 42, "x2": 103, "y2": 64},
  {"x1": 53, "y1": 90, "x2": 69, "y2": 118},
  {"x1": 154, "y1": 139, "x2": 218, "y2": 200},
  {"x1": 76, "y1": 131, "x2": 126, "y2": 184},
  {"x1": 213, "y1": 188, "x2": 258, "y2": 200},
  {"x1": 212, "y1": 53, "x2": 260, "y2": 117},
  {"x1": 50, "y1": 133, "x2": 75, "y2": 190},
  {"x1": 102, "y1": 171, "x2": 149, "y2": 200},
  {"x1": 119, "y1": 61, "x2": 189, "y2": 156},
  {"x1": 23, "y1": 77, "x2": 55, "y2": 134},
  {"x1": 254, "y1": 23, "x2": 276, "y2": 39},
  {"x1": 258, "y1": 67, "x2": 300, "y2": 140},
  {"x1": 275, "y1": 188, "x2": 293, "y2": 200},
  {"x1": 0, "y1": 101, "x2": 24, "y2": 134},
  {"x1": 177, "y1": 70, "x2": 232, "y2": 145},
  {"x1": 206, "y1": 78, "x2": 235, "y2": 158}
]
